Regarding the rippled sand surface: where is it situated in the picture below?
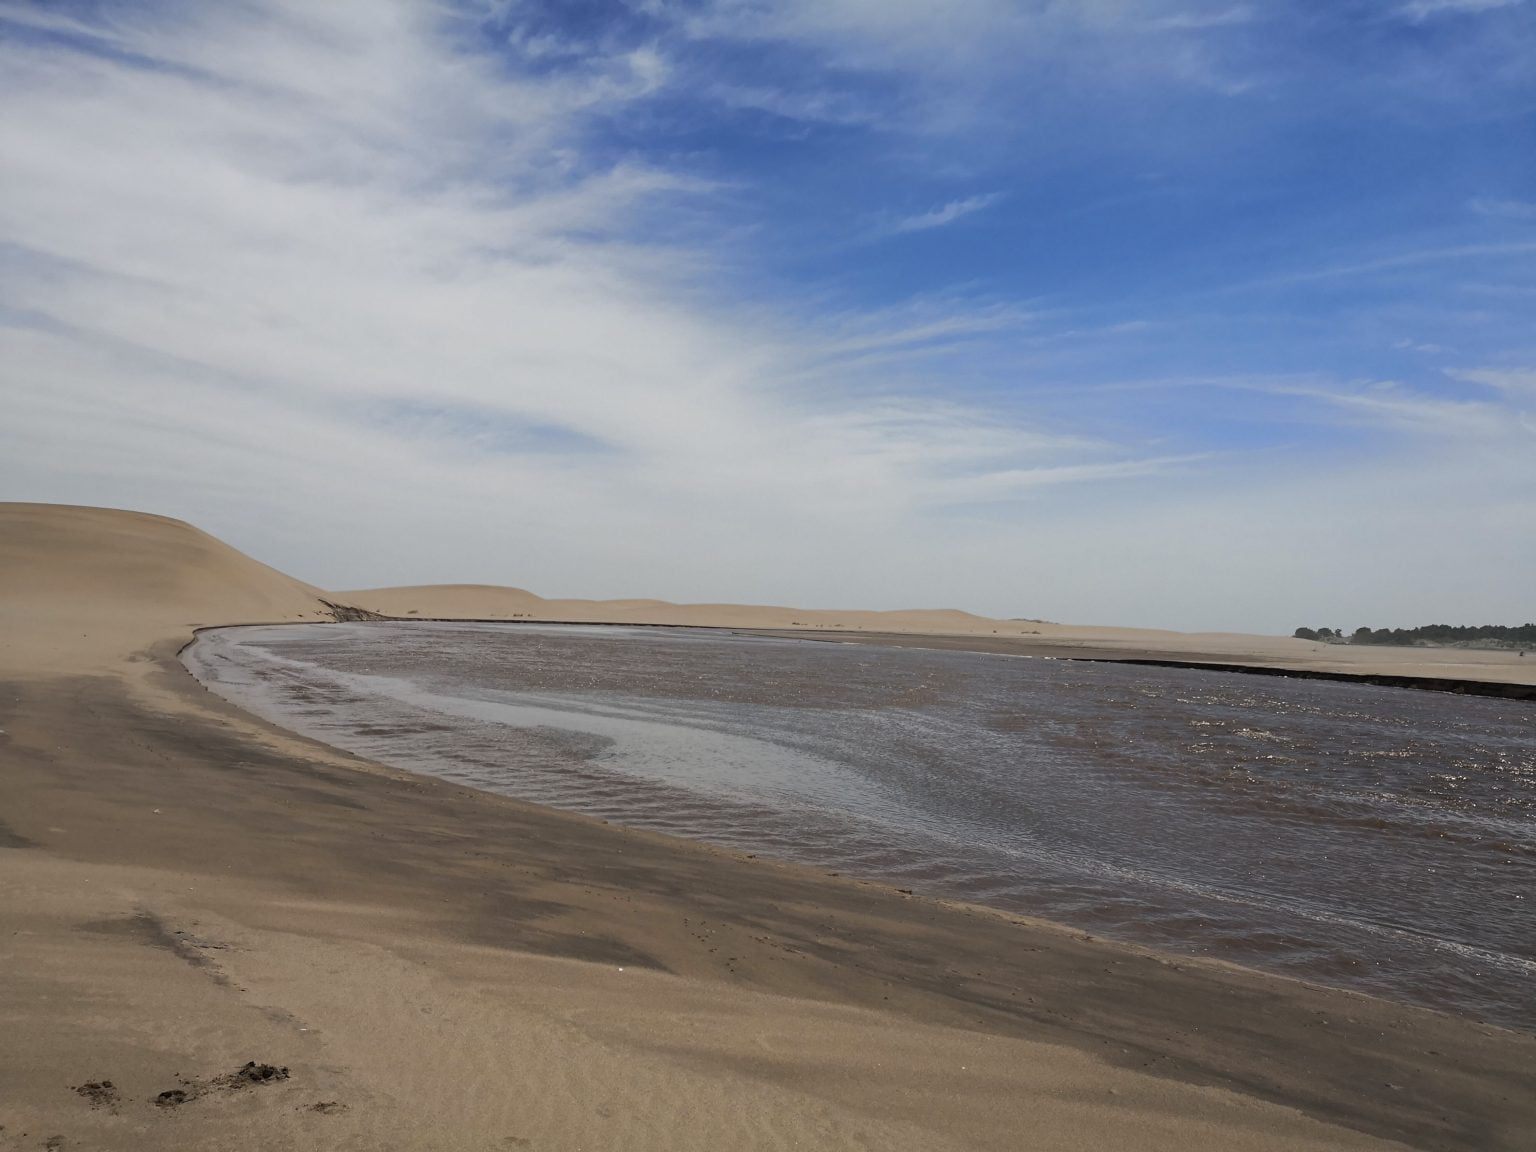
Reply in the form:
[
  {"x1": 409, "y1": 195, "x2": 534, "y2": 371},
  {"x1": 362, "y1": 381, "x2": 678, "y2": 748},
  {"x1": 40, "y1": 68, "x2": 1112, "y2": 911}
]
[{"x1": 186, "y1": 621, "x2": 1536, "y2": 1030}]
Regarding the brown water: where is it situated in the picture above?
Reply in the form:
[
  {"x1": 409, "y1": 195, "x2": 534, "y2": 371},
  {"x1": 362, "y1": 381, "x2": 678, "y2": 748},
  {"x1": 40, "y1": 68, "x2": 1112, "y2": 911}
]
[{"x1": 185, "y1": 621, "x2": 1536, "y2": 1031}]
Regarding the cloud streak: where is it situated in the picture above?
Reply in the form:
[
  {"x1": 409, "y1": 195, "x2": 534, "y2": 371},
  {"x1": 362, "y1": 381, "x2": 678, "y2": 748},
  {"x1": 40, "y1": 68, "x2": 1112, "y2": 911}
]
[
  {"x1": 1471, "y1": 197, "x2": 1536, "y2": 221},
  {"x1": 891, "y1": 193, "x2": 1004, "y2": 234},
  {"x1": 1396, "y1": 0, "x2": 1526, "y2": 21},
  {"x1": 0, "y1": 2, "x2": 1176, "y2": 588}
]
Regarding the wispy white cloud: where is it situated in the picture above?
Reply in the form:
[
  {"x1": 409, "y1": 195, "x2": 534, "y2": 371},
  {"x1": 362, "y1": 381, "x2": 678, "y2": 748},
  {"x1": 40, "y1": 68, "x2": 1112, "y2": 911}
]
[
  {"x1": 1392, "y1": 338, "x2": 1452, "y2": 355},
  {"x1": 665, "y1": 0, "x2": 1271, "y2": 133},
  {"x1": 1453, "y1": 367, "x2": 1536, "y2": 397},
  {"x1": 1471, "y1": 197, "x2": 1536, "y2": 220},
  {"x1": 1396, "y1": 0, "x2": 1526, "y2": 21},
  {"x1": 0, "y1": 0, "x2": 1195, "y2": 605},
  {"x1": 891, "y1": 192, "x2": 1004, "y2": 234},
  {"x1": 1150, "y1": 7, "x2": 1258, "y2": 31},
  {"x1": 934, "y1": 452, "x2": 1216, "y2": 504},
  {"x1": 0, "y1": 2, "x2": 120, "y2": 39},
  {"x1": 1253, "y1": 241, "x2": 1536, "y2": 287},
  {"x1": 810, "y1": 294, "x2": 1033, "y2": 356},
  {"x1": 1318, "y1": 388, "x2": 1523, "y2": 440},
  {"x1": 705, "y1": 81, "x2": 884, "y2": 127},
  {"x1": 1217, "y1": 377, "x2": 1535, "y2": 443}
]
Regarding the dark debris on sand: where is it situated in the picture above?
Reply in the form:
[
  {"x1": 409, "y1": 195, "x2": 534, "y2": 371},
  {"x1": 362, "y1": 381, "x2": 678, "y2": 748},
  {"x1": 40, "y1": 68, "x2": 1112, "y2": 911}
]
[
  {"x1": 151, "y1": 1061, "x2": 291, "y2": 1108},
  {"x1": 225, "y1": 1062, "x2": 289, "y2": 1088},
  {"x1": 71, "y1": 1081, "x2": 120, "y2": 1109}
]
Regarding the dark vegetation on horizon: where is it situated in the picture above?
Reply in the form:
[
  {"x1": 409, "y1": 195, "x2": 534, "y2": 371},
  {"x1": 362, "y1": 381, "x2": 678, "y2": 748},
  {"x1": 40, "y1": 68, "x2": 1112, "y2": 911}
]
[{"x1": 1293, "y1": 624, "x2": 1536, "y2": 648}]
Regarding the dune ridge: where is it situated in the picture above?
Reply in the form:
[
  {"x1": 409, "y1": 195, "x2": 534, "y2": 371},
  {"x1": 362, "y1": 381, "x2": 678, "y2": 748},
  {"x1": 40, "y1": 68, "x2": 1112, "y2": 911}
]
[
  {"x1": 0, "y1": 503, "x2": 345, "y2": 673},
  {"x1": 342, "y1": 582, "x2": 1004, "y2": 634}
]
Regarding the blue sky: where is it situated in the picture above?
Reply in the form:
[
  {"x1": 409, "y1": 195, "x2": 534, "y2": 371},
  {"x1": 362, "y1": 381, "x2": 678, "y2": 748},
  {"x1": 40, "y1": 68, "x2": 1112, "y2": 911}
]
[{"x1": 1, "y1": 0, "x2": 1532, "y2": 630}]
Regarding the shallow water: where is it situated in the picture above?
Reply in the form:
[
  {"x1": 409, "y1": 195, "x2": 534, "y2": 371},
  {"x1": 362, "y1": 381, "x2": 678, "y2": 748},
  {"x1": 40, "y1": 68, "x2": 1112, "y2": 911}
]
[{"x1": 185, "y1": 621, "x2": 1536, "y2": 1031}]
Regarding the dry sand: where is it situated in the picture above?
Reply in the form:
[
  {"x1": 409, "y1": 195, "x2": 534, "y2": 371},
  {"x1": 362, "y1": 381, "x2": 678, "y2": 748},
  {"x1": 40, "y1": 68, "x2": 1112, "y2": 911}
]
[{"x1": 3, "y1": 503, "x2": 1533, "y2": 1151}]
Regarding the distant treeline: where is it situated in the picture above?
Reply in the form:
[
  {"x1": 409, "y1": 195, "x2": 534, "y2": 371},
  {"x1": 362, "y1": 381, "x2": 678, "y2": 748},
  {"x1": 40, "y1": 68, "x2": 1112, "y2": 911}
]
[{"x1": 1293, "y1": 624, "x2": 1536, "y2": 647}]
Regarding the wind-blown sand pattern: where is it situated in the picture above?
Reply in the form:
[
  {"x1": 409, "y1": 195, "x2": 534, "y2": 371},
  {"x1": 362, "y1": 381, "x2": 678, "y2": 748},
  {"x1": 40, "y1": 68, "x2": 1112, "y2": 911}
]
[{"x1": 3, "y1": 502, "x2": 1533, "y2": 1151}]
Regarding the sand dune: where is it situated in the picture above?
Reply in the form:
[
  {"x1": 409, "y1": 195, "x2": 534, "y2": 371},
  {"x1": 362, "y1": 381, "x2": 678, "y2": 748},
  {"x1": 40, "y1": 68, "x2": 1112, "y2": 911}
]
[
  {"x1": 342, "y1": 583, "x2": 1008, "y2": 634},
  {"x1": 338, "y1": 582, "x2": 547, "y2": 619},
  {"x1": 0, "y1": 503, "x2": 342, "y2": 673},
  {"x1": 4, "y1": 501, "x2": 1534, "y2": 1150}
]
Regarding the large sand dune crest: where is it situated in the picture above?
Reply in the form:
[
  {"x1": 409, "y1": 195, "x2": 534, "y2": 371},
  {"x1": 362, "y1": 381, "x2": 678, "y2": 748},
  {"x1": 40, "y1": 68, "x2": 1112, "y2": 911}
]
[{"x1": 0, "y1": 503, "x2": 344, "y2": 672}]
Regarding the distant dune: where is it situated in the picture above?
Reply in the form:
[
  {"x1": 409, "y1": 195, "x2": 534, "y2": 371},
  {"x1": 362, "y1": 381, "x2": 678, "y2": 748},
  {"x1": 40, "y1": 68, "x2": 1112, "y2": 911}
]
[
  {"x1": 336, "y1": 583, "x2": 546, "y2": 620},
  {"x1": 338, "y1": 584, "x2": 1293, "y2": 646},
  {"x1": 341, "y1": 583, "x2": 1014, "y2": 635}
]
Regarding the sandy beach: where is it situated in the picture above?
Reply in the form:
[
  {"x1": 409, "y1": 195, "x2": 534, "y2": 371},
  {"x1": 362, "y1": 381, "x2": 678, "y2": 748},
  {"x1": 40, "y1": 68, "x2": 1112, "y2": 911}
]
[{"x1": 3, "y1": 503, "x2": 1533, "y2": 1152}]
